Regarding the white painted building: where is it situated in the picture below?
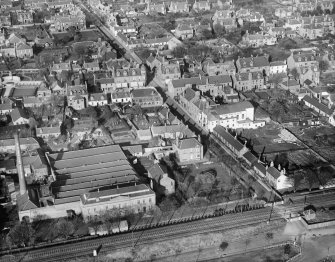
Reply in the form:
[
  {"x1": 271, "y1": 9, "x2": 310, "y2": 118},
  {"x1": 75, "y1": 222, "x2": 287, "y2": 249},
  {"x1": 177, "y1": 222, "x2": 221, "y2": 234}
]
[
  {"x1": 269, "y1": 61, "x2": 288, "y2": 75},
  {"x1": 206, "y1": 101, "x2": 265, "y2": 131}
]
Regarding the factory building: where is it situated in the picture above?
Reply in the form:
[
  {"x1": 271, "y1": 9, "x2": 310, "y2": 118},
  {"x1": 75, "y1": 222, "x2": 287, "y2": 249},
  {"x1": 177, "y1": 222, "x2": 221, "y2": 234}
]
[{"x1": 15, "y1": 138, "x2": 155, "y2": 221}]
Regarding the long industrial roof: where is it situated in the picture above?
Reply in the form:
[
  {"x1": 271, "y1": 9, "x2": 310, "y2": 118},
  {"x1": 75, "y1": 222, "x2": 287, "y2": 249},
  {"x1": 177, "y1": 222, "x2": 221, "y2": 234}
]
[{"x1": 49, "y1": 145, "x2": 139, "y2": 205}]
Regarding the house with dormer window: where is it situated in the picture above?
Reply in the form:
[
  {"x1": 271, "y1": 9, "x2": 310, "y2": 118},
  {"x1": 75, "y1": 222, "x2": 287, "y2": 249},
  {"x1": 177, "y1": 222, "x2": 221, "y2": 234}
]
[
  {"x1": 169, "y1": 0, "x2": 189, "y2": 13},
  {"x1": 236, "y1": 55, "x2": 270, "y2": 75},
  {"x1": 233, "y1": 71, "x2": 264, "y2": 91},
  {"x1": 193, "y1": 0, "x2": 211, "y2": 11},
  {"x1": 88, "y1": 93, "x2": 108, "y2": 107},
  {"x1": 66, "y1": 83, "x2": 88, "y2": 110}
]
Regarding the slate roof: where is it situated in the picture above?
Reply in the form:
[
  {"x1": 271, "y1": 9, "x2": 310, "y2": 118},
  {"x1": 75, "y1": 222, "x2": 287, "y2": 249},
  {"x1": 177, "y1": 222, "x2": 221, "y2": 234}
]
[
  {"x1": 148, "y1": 163, "x2": 166, "y2": 181},
  {"x1": 303, "y1": 95, "x2": 333, "y2": 116},
  {"x1": 132, "y1": 88, "x2": 160, "y2": 98},
  {"x1": 81, "y1": 183, "x2": 153, "y2": 205},
  {"x1": 242, "y1": 151, "x2": 258, "y2": 165},
  {"x1": 10, "y1": 108, "x2": 28, "y2": 122},
  {"x1": 178, "y1": 137, "x2": 201, "y2": 150},
  {"x1": 171, "y1": 77, "x2": 206, "y2": 88},
  {"x1": 238, "y1": 56, "x2": 269, "y2": 68},
  {"x1": 122, "y1": 145, "x2": 143, "y2": 155},
  {"x1": 151, "y1": 124, "x2": 195, "y2": 138},
  {"x1": 210, "y1": 101, "x2": 254, "y2": 115},
  {"x1": 213, "y1": 125, "x2": 244, "y2": 151},
  {"x1": 267, "y1": 166, "x2": 281, "y2": 180},
  {"x1": 48, "y1": 145, "x2": 138, "y2": 205},
  {"x1": 184, "y1": 87, "x2": 196, "y2": 101},
  {"x1": 208, "y1": 75, "x2": 231, "y2": 84},
  {"x1": 17, "y1": 191, "x2": 39, "y2": 211}
]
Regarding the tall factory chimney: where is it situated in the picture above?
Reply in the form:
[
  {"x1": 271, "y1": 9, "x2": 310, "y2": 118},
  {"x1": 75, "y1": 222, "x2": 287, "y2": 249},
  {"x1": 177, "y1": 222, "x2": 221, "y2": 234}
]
[{"x1": 14, "y1": 131, "x2": 27, "y2": 195}]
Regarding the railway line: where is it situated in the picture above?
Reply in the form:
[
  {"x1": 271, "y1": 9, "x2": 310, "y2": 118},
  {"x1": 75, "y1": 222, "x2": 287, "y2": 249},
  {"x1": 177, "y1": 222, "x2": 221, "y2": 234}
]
[
  {"x1": 6, "y1": 207, "x2": 282, "y2": 262},
  {"x1": 4, "y1": 190, "x2": 332, "y2": 262}
]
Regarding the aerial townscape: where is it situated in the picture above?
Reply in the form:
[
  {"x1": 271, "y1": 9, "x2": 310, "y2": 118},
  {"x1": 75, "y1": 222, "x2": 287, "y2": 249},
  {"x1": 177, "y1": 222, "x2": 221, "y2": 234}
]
[{"x1": 1, "y1": 0, "x2": 335, "y2": 261}]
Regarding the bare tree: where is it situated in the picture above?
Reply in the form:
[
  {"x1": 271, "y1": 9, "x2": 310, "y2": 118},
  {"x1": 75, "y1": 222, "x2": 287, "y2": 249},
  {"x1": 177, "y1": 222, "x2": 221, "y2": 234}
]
[
  {"x1": 56, "y1": 218, "x2": 75, "y2": 239},
  {"x1": 6, "y1": 222, "x2": 35, "y2": 247}
]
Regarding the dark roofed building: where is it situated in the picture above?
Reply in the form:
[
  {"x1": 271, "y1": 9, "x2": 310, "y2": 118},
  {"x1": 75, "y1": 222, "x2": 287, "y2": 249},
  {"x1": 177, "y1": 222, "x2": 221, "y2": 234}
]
[
  {"x1": 236, "y1": 55, "x2": 270, "y2": 75},
  {"x1": 213, "y1": 125, "x2": 248, "y2": 157},
  {"x1": 303, "y1": 95, "x2": 333, "y2": 117},
  {"x1": 10, "y1": 108, "x2": 29, "y2": 125},
  {"x1": 131, "y1": 87, "x2": 163, "y2": 108}
]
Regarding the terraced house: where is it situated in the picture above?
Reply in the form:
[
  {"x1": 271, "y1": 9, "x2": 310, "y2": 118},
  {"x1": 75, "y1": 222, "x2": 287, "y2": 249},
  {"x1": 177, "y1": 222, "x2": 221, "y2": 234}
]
[
  {"x1": 236, "y1": 55, "x2": 270, "y2": 75},
  {"x1": 131, "y1": 87, "x2": 163, "y2": 108},
  {"x1": 52, "y1": 14, "x2": 86, "y2": 32},
  {"x1": 107, "y1": 59, "x2": 146, "y2": 89},
  {"x1": 169, "y1": 0, "x2": 189, "y2": 13},
  {"x1": 233, "y1": 71, "x2": 264, "y2": 91}
]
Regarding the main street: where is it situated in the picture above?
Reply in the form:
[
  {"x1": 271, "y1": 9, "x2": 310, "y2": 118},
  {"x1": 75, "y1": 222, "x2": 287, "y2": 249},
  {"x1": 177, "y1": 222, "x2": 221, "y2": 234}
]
[{"x1": 75, "y1": 0, "x2": 142, "y2": 64}]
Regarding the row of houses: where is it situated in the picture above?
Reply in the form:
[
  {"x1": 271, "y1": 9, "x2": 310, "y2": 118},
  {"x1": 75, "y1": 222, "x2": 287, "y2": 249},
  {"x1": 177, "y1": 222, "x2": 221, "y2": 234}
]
[{"x1": 212, "y1": 125, "x2": 292, "y2": 190}]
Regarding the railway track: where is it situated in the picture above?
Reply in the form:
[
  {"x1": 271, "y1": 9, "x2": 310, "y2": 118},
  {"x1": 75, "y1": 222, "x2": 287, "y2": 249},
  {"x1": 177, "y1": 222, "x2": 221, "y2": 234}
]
[{"x1": 3, "y1": 207, "x2": 282, "y2": 262}]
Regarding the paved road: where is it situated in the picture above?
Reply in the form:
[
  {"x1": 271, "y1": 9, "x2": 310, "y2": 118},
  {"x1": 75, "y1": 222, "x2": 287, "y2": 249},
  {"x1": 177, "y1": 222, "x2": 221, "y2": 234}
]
[{"x1": 76, "y1": 0, "x2": 142, "y2": 64}]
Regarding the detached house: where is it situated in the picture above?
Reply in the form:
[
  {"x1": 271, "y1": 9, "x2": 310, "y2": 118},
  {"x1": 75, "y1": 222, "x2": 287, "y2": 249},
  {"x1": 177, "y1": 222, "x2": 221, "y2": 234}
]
[
  {"x1": 173, "y1": 137, "x2": 203, "y2": 163},
  {"x1": 66, "y1": 84, "x2": 88, "y2": 110},
  {"x1": 148, "y1": 164, "x2": 175, "y2": 195}
]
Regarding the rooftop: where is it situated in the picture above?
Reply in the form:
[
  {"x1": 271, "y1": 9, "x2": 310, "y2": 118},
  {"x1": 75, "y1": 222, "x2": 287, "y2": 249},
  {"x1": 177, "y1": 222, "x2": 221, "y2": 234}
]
[{"x1": 48, "y1": 145, "x2": 138, "y2": 205}]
